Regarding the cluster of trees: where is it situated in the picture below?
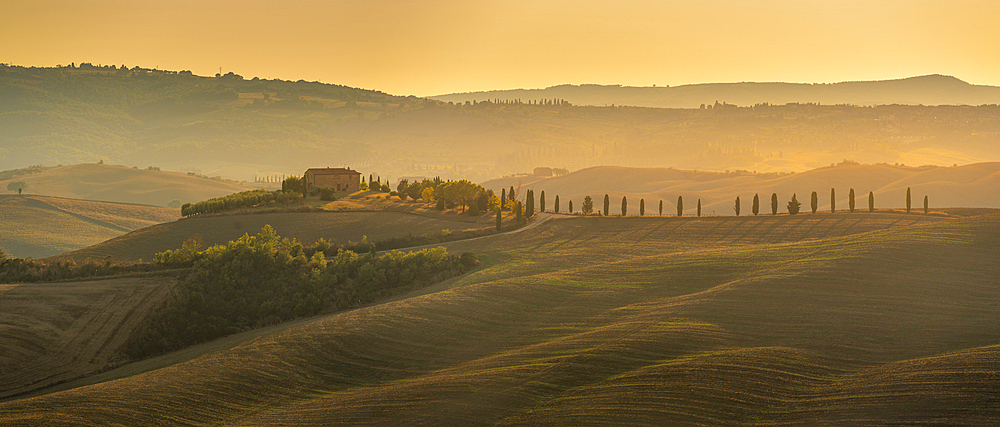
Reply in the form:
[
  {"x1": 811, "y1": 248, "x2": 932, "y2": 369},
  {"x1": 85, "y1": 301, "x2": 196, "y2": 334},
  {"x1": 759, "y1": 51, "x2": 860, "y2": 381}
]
[
  {"x1": 180, "y1": 189, "x2": 303, "y2": 216},
  {"x1": 0, "y1": 255, "x2": 160, "y2": 283},
  {"x1": 130, "y1": 225, "x2": 477, "y2": 358},
  {"x1": 397, "y1": 178, "x2": 499, "y2": 215},
  {"x1": 734, "y1": 187, "x2": 929, "y2": 216}
]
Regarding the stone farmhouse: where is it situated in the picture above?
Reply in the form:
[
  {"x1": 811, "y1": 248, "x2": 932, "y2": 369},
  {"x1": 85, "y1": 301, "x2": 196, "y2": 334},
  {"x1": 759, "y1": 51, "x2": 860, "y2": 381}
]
[{"x1": 303, "y1": 167, "x2": 362, "y2": 192}]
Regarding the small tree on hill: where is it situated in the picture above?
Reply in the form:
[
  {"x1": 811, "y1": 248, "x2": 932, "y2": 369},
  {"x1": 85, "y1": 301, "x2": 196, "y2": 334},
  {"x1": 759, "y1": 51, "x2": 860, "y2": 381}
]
[
  {"x1": 659, "y1": 200, "x2": 663, "y2": 216},
  {"x1": 621, "y1": 196, "x2": 628, "y2": 216},
  {"x1": 752, "y1": 194, "x2": 760, "y2": 216},
  {"x1": 604, "y1": 194, "x2": 610, "y2": 216},
  {"x1": 397, "y1": 179, "x2": 409, "y2": 200},
  {"x1": 555, "y1": 195, "x2": 560, "y2": 213},
  {"x1": 676, "y1": 196, "x2": 683, "y2": 217},
  {"x1": 639, "y1": 198, "x2": 645, "y2": 216},
  {"x1": 540, "y1": 191, "x2": 546, "y2": 212},
  {"x1": 787, "y1": 193, "x2": 801, "y2": 215},
  {"x1": 582, "y1": 196, "x2": 594, "y2": 214},
  {"x1": 509, "y1": 186, "x2": 516, "y2": 203},
  {"x1": 906, "y1": 187, "x2": 912, "y2": 213},
  {"x1": 526, "y1": 190, "x2": 534, "y2": 219},
  {"x1": 923, "y1": 195, "x2": 928, "y2": 214},
  {"x1": 831, "y1": 188, "x2": 836, "y2": 213},
  {"x1": 569, "y1": 200, "x2": 574, "y2": 213},
  {"x1": 849, "y1": 188, "x2": 855, "y2": 213},
  {"x1": 770, "y1": 193, "x2": 778, "y2": 215},
  {"x1": 7, "y1": 181, "x2": 28, "y2": 193},
  {"x1": 734, "y1": 196, "x2": 741, "y2": 216},
  {"x1": 868, "y1": 191, "x2": 874, "y2": 212},
  {"x1": 697, "y1": 199, "x2": 702, "y2": 217},
  {"x1": 500, "y1": 188, "x2": 506, "y2": 209},
  {"x1": 810, "y1": 191, "x2": 818, "y2": 214}
]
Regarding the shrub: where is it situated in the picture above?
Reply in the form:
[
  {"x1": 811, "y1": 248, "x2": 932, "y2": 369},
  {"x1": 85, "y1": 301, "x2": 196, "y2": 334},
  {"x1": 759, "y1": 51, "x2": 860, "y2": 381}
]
[{"x1": 320, "y1": 188, "x2": 336, "y2": 201}]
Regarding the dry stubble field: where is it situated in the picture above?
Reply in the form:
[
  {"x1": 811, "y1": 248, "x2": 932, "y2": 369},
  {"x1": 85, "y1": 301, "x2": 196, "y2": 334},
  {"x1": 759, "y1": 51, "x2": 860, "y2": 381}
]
[{"x1": 2, "y1": 212, "x2": 998, "y2": 425}]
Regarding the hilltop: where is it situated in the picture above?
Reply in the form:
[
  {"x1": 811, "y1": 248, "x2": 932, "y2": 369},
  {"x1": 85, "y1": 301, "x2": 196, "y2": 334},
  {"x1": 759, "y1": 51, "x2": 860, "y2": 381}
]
[
  {"x1": 432, "y1": 75, "x2": 1000, "y2": 108},
  {"x1": 485, "y1": 162, "x2": 1000, "y2": 215},
  {"x1": 0, "y1": 163, "x2": 259, "y2": 207},
  {"x1": 2, "y1": 64, "x2": 999, "y2": 181},
  {"x1": 0, "y1": 195, "x2": 179, "y2": 259},
  {"x1": 2, "y1": 211, "x2": 998, "y2": 424}
]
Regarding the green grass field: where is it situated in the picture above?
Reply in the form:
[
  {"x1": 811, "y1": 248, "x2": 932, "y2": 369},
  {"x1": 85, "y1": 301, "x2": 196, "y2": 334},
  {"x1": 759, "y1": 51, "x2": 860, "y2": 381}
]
[
  {"x1": 2, "y1": 212, "x2": 998, "y2": 425},
  {"x1": 0, "y1": 195, "x2": 179, "y2": 258}
]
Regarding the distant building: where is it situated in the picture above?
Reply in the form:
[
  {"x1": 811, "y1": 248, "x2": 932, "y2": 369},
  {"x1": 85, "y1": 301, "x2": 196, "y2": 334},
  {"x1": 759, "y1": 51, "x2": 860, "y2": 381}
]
[
  {"x1": 534, "y1": 167, "x2": 553, "y2": 177},
  {"x1": 304, "y1": 167, "x2": 362, "y2": 192}
]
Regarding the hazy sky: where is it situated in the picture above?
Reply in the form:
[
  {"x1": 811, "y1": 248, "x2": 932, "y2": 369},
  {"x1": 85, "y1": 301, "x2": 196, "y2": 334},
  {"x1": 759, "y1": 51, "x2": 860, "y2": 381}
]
[{"x1": 3, "y1": 0, "x2": 999, "y2": 96}]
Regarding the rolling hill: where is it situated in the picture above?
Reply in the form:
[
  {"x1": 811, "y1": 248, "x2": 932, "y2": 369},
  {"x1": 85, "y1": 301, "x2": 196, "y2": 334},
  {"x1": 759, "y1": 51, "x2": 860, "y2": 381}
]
[
  {"x1": 3, "y1": 211, "x2": 998, "y2": 424},
  {"x1": 0, "y1": 163, "x2": 259, "y2": 207},
  {"x1": 3, "y1": 64, "x2": 999, "y2": 182},
  {"x1": 432, "y1": 74, "x2": 1000, "y2": 108},
  {"x1": 0, "y1": 195, "x2": 179, "y2": 259},
  {"x1": 485, "y1": 161, "x2": 1000, "y2": 215}
]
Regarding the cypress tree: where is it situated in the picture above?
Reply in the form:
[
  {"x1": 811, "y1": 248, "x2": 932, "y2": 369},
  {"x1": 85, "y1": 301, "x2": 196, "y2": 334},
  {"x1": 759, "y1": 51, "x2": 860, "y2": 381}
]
[
  {"x1": 849, "y1": 188, "x2": 855, "y2": 213},
  {"x1": 540, "y1": 191, "x2": 546, "y2": 212},
  {"x1": 659, "y1": 200, "x2": 663, "y2": 216},
  {"x1": 526, "y1": 190, "x2": 534, "y2": 218},
  {"x1": 752, "y1": 194, "x2": 760, "y2": 215},
  {"x1": 868, "y1": 191, "x2": 874, "y2": 212},
  {"x1": 569, "y1": 200, "x2": 573, "y2": 213},
  {"x1": 501, "y1": 188, "x2": 506, "y2": 209},
  {"x1": 676, "y1": 196, "x2": 683, "y2": 217},
  {"x1": 734, "y1": 196, "x2": 740, "y2": 216},
  {"x1": 697, "y1": 199, "x2": 702, "y2": 217},
  {"x1": 604, "y1": 194, "x2": 610, "y2": 216},
  {"x1": 509, "y1": 186, "x2": 515, "y2": 202},
  {"x1": 923, "y1": 195, "x2": 928, "y2": 214},
  {"x1": 621, "y1": 196, "x2": 627, "y2": 216},
  {"x1": 771, "y1": 193, "x2": 778, "y2": 215},
  {"x1": 555, "y1": 195, "x2": 560, "y2": 213},
  {"x1": 810, "y1": 191, "x2": 818, "y2": 214},
  {"x1": 831, "y1": 188, "x2": 836, "y2": 213},
  {"x1": 906, "y1": 187, "x2": 912, "y2": 213},
  {"x1": 787, "y1": 193, "x2": 801, "y2": 214},
  {"x1": 640, "y1": 198, "x2": 645, "y2": 216},
  {"x1": 496, "y1": 209, "x2": 502, "y2": 231}
]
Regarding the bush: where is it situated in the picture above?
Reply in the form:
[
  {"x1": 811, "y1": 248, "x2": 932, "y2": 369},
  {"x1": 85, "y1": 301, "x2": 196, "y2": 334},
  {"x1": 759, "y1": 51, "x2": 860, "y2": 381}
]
[
  {"x1": 320, "y1": 188, "x2": 336, "y2": 201},
  {"x1": 461, "y1": 252, "x2": 479, "y2": 267}
]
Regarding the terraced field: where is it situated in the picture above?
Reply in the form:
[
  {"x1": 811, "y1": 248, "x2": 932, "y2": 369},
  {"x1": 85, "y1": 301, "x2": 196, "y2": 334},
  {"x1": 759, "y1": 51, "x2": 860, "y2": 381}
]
[{"x1": 2, "y1": 212, "x2": 998, "y2": 425}]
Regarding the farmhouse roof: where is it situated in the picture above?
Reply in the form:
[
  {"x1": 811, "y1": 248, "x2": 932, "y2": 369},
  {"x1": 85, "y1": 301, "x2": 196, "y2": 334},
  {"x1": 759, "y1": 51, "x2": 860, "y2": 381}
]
[{"x1": 306, "y1": 167, "x2": 362, "y2": 175}]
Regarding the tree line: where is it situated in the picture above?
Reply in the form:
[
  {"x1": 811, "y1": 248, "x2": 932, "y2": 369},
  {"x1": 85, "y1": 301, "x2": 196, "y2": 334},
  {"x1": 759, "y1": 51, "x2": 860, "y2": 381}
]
[{"x1": 180, "y1": 189, "x2": 304, "y2": 217}]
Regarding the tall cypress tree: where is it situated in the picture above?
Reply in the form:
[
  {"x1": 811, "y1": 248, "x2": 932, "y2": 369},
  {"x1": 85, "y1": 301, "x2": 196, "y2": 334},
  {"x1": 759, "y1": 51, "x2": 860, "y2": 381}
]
[
  {"x1": 569, "y1": 200, "x2": 573, "y2": 213},
  {"x1": 753, "y1": 194, "x2": 760, "y2": 216},
  {"x1": 604, "y1": 194, "x2": 610, "y2": 216},
  {"x1": 811, "y1": 191, "x2": 818, "y2": 214},
  {"x1": 509, "y1": 186, "x2": 515, "y2": 203},
  {"x1": 676, "y1": 196, "x2": 683, "y2": 217},
  {"x1": 640, "y1": 199, "x2": 645, "y2": 216},
  {"x1": 771, "y1": 193, "x2": 778, "y2": 215},
  {"x1": 501, "y1": 188, "x2": 506, "y2": 209},
  {"x1": 526, "y1": 190, "x2": 534, "y2": 218},
  {"x1": 868, "y1": 191, "x2": 874, "y2": 212},
  {"x1": 923, "y1": 195, "x2": 928, "y2": 214},
  {"x1": 540, "y1": 191, "x2": 546, "y2": 212},
  {"x1": 659, "y1": 200, "x2": 663, "y2": 216},
  {"x1": 906, "y1": 187, "x2": 912, "y2": 213},
  {"x1": 734, "y1": 196, "x2": 741, "y2": 216},
  {"x1": 849, "y1": 188, "x2": 855, "y2": 213},
  {"x1": 831, "y1": 188, "x2": 836, "y2": 213},
  {"x1": 697, "y1": 199, "x2": 702, "y2": 217},
  {"x1": 555, "y1": 195, "x2": 560, "y2": 213},
  {"x1": 621, "y1": 196, "x2": 628, "y2": 216}
]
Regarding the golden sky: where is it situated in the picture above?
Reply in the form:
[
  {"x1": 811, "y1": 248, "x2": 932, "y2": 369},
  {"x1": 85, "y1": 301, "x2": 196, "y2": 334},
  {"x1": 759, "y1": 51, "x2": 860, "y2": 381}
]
[{"x1": 2, "y1": 0, "x2": 999, "y2": 96}]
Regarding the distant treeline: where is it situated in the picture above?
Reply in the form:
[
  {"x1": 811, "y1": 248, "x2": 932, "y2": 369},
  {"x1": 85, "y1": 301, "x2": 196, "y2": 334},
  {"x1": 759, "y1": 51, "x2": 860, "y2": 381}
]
[
  {"x1": 396, "y1": 177, "x2": 499, "y2": 215},
  {"x1": 180, "y1": 189, "x2": 303, "y2": 216},
  {"x1": 0, "y1": 255, "x2": 164, "y2": 283},
  {"x1": 128, "y1": 225, "x2": 477, "y2": 359}
]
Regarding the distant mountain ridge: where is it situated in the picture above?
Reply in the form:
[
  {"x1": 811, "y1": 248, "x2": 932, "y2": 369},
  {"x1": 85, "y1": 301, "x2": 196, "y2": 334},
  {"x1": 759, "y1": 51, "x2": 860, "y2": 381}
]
[{"x1": 432, "y1": 75, "x2": 1000, "y2": 108}]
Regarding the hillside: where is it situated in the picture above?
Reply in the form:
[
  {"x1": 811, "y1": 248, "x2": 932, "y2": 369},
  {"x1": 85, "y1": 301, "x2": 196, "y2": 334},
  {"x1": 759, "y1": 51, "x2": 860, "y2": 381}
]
[
  {"x1": 432, "y1": 75, "x2": 1000, "y2": 108},
  {"x1": 3, "y1": 212, "x2": 999, "y2": 424},
  {"x1": 0, "y1": 195, "x2": 179, "y2": 259},
  {"x1": 484, "y1": 162, "x2": 1000, "y2": 215},
  {"x1": 3, "y1": 65, "x2": 999, "y2": 181}
]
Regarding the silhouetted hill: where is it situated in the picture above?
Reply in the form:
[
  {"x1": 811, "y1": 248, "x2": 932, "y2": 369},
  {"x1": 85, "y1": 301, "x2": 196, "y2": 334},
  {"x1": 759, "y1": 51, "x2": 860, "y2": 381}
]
[{"x1": 432, "y1": 75, "x2": 1000, "y2": 108}]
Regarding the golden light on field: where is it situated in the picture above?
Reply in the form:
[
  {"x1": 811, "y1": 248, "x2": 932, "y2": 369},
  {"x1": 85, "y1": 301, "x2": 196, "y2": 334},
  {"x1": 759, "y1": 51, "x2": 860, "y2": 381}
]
[{"x1": 2, "y1": 0, "x2": 999, "y2": 95}]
